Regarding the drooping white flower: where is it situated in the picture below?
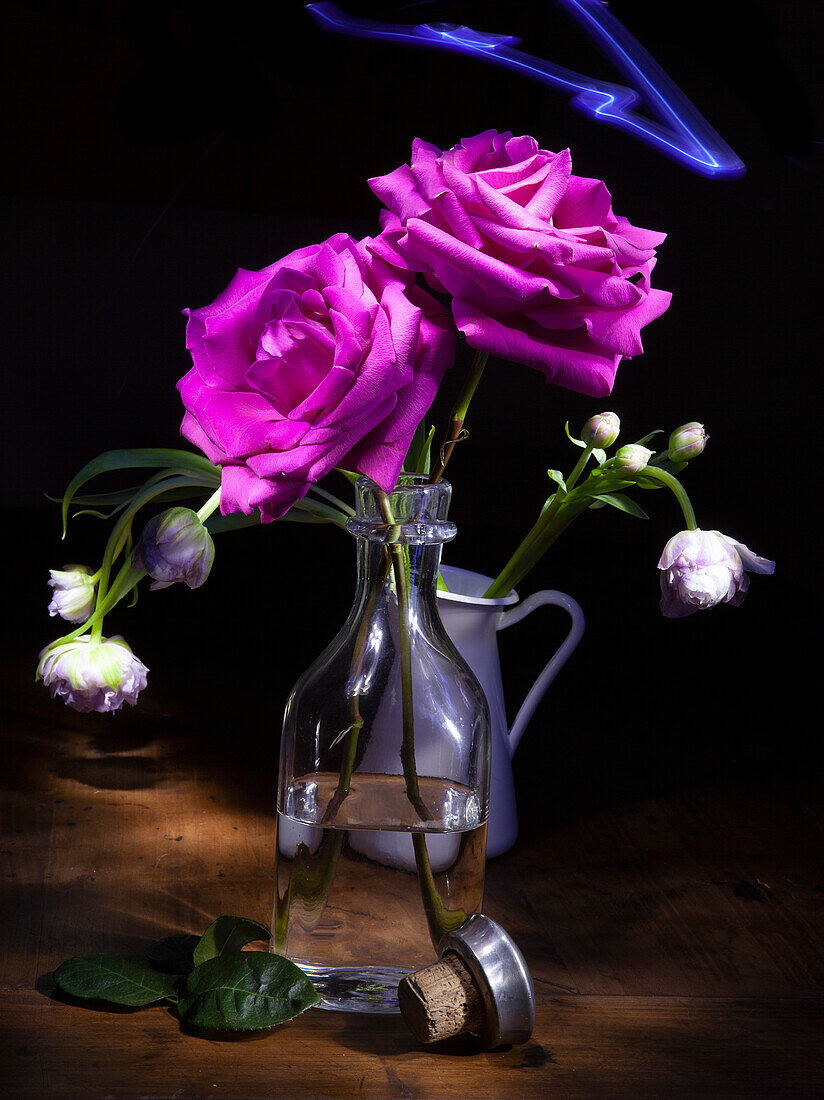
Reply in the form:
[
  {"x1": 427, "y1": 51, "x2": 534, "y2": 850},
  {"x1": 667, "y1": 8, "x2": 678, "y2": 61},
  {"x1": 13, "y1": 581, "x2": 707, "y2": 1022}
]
[
  {"x1": 37, "y1": 634, "x2": 149, "y2": 713},
  {"x1": 658, "y1": 529, "x2": 774, "y2": 618},
  {"x1": 132, "y1": 507, "x2": 215, "y2": 591},
  {"x1": 48, "y1": 565, "x2": 97, "y2": 623}
]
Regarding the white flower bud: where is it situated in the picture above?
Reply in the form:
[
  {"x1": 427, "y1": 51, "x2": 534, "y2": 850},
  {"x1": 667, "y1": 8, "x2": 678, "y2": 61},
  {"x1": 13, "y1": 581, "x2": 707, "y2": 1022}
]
[
  {"x1": 582, "y1": 412, "x2": 620, "y2": 448},
  {"x1": 613, "y1": 444, "x2": 653, "y2": 473},
  {"x1": 668, "y1": 422, "x2": 708, "y2": 462},
  {"x1": 48, "y1": 565, "x2": 97, "y2": 623}
]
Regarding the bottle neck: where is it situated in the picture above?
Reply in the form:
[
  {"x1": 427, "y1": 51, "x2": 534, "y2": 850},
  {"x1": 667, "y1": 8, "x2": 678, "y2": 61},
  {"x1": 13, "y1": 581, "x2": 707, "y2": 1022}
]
[{"x1": 347, "y1": 475, "x2": 456, "y2": 618}]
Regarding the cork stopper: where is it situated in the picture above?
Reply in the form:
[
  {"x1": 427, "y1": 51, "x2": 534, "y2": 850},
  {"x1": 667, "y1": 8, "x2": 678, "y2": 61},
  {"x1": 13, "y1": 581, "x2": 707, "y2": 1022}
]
[
  {"x1": 398, "y1": 915, "x2": 535, "y2": 1049},
  {"x1": 398, "y1": 952, "x2": 483, "y2": 1043}
]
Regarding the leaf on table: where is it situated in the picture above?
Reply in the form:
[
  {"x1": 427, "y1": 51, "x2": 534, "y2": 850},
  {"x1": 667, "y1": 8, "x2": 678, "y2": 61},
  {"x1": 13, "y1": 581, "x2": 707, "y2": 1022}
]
[
  {"x1": 177, "y1": 951, "x2": 320, "y2": 1030},
  {"x1": 193, "y1": 916, "x2": 272, "y2": 967},
  {"x1": 146, "y1": 934, "x2": 200, "y2": 974},
  {"x1": 54, "y1": 953, "x2": 179, "y2": 1006}
]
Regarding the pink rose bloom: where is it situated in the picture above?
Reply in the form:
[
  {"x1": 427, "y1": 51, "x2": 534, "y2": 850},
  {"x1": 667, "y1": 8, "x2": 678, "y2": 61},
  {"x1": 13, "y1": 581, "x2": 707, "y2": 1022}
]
[
  {"x1": 178, "y1": 233, "x2": 455, "y2": 521},
  {"x1": 369, "y1": 130, "x2": 672, "y2": 397},
  {"x1": 658, "y1": 529, "x2": 775, "y2": 618}
]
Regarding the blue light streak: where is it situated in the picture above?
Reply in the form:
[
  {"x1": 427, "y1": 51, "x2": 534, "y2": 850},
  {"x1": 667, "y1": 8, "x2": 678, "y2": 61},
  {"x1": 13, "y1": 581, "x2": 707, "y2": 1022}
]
[{"x1": 306, "y1": 1, "x2": 745, "y2": 180}]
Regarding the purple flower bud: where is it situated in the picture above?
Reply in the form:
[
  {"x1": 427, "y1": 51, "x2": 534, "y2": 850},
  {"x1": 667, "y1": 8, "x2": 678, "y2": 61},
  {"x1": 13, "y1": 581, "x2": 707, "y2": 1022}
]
[
  {"x1": 613, "y1": 444, "x2": 653, "y2": 473},
  {"x1": 668, "y1": 422, "x2": 708, "y2": 462},
  {"x1": 582, "y1": 412, "x2": 620, "y2": 447},
  {"x1": 132, "y1": 507, "x2": 215, "y2": 591},
  {"x1": 657, "y1": 529, "x2": 774, "y2": 618},
  {"x1": 37, "y1": 634, "x2": 149, "y2": 713}
]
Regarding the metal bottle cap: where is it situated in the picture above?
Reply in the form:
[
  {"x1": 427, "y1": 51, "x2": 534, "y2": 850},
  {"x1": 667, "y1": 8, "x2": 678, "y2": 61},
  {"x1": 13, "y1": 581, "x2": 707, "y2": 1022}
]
[{"x1": 437, "y1": 914, "x2": 535, "y2": 1048}]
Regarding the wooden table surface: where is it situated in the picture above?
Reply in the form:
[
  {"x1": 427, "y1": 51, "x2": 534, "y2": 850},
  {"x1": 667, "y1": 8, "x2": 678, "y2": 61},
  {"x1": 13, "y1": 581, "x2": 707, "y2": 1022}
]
[
  {"x1": 4, "y1": 516, "x2": 823, "y2": 1099},
  {"x1": 3, "y1": 669, "x2": 822, "y2": 1100}
]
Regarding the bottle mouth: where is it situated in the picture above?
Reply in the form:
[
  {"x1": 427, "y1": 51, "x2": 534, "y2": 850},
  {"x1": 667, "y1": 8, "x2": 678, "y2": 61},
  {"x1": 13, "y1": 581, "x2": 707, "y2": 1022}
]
[{"x1": 347, "y1": 476, "x2": 457, "y2": 546}]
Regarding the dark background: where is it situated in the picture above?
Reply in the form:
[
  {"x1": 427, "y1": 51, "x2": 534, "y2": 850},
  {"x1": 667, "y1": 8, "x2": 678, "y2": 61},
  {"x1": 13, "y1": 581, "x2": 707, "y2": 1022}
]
[{"x1": 4, "y1": 0, "x2": 821, "y2": 831}]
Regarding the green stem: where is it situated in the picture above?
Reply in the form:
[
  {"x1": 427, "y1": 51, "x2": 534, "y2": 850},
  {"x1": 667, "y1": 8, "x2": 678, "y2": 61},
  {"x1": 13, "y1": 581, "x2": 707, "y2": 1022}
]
[
  {"x1": 484, "y1": 497, "x2": 590, "y2": 598},
  {"x1": 273, "y1": 831, "x2": 345, "y2": 949},
  {"x1": 412, "y1": 833, "x2": 468, "y2": 938},
  {"x1": 196, "y1": 488, "x2": 222, "y2": 523},
  {"x1": 321, "y1": 550, "x2": 393, "y2": 825},
  {"x1": 88, "y1": 474, "x2": 213, "y2": 643},
  {"x1": 378, "y1": 501, "x2": 429, "y2": 822},
  {"x1": 307, "y1": 483, "x2": 356, "y2": 517},
  {"x1": 565, "y1": 443, "x2": 595, "y2": 492},
  {"x1": 376, "y1": 490, "x2": 467, "y2": 942},
  {"x1": 429, "y1": 350, "x2": 488, "y2": 484},
  {"x1": 636, "y1": 466, "x2": 698, "y2": 530}
]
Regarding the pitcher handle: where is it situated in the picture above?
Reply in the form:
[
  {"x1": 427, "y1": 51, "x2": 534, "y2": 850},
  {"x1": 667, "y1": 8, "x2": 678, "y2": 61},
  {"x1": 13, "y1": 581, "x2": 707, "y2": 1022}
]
[{"x1": 498, "y1": 590, "x2": 585, "y2": 754}]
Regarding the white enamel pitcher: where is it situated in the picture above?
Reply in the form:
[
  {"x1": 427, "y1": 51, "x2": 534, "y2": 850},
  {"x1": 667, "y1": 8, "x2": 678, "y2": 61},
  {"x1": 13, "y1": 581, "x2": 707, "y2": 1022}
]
[{"x1": 437, "y1": 565, "x2": 585, "y2": 858}]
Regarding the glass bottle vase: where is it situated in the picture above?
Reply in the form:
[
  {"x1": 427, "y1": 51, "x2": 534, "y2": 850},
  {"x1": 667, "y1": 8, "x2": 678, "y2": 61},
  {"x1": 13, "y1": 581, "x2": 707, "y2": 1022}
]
[{"x1": 272, "y1": 476, "x2": 491, "y2": 1013}]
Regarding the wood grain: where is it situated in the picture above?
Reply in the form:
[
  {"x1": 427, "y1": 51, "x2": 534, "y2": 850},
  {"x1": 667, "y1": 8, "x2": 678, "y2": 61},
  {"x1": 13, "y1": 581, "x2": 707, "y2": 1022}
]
[{"x1": 3, "y1": 640, "x2": 823, "y2": 1098}]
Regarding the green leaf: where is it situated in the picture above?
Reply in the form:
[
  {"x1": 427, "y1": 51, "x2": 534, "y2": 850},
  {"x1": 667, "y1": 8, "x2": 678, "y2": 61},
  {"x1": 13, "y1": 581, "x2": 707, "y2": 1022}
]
[
  {"x1": 589, "y1": 475, "x2": 635, "y2": 492},
  {"x1": 564, "y1": 421, "x2": 586, "y2": 449},
  {"x1": 54, "y1": 953, "x2": 178, "y2": 1006},
  {"x1": 177, "y1": 951, "x2": 320, "y2": 1030},
  {"x1": 146, "y1": 934, "x2": 200, "y2": 974},
  {"x1": 634, "y1": 475, "x2": 665, "y2": 490},
  {"x1": 546, "y1": 469, "x2": 567, "y2": 492},
  {"x1": 591, "y1": 447, "x2": 607, "y2": 466},
  {"x1": 587, "y1": 492, "x2": 650, "y2": 519},
  {"x1": 193, "y1": 916, "x2": 271, "y2": 967},
  {"x1": 205, "y1": 512, "x2": 263, "y2": 534},
  {"x1": 647, "y1": 457, "x2": 688, "y2": 475},
  {"x1": 60, "y1": 449, "x2": 220, "y2": 537}
]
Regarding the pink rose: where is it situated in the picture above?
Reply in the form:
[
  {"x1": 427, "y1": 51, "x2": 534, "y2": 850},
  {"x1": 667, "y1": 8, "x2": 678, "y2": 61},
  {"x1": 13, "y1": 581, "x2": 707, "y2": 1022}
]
[
  {"x1": 178, "y1": 233, "x2": 455, "y2": 521},
  {"x1": 369, "y1": 130, "x2": 672, "y2": 397}
]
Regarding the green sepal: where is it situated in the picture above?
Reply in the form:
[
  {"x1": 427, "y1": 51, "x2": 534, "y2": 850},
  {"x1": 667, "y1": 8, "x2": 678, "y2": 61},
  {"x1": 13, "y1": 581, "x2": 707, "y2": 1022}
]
[
  {"x1": 193, "y1": 916, "x2": 271, "y2": 967},
  {"x1": 635, "y1": 429, "x2": 664, "y2": 447},
  {"x1": 539, "y1": 492, "x2": 558, "y2": 516},
  {"x1": 146, "y1": 934, "x2": 200, "y2": 974},
  {"x1": 177, "y1": 951, "x2": 320, "y2": 1031},
  {"x1": 335, "y1": 468, "x2": 360, "y2": 485},
  {"x1": 546, "y1": 469, "x2": 567, "y2": 492},
  {"x1": 54, "y1": 953, "x2": 179, "y2": 1006},
  {"x1": 564, "y1": 421, "x2": 586, "y2": 449},
  {"x1": 403, "y1": 422, "x2": 437, "y2": 476},
  {"x1": 587, "y1": 492, "x2": 649, "y2": 519}
]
